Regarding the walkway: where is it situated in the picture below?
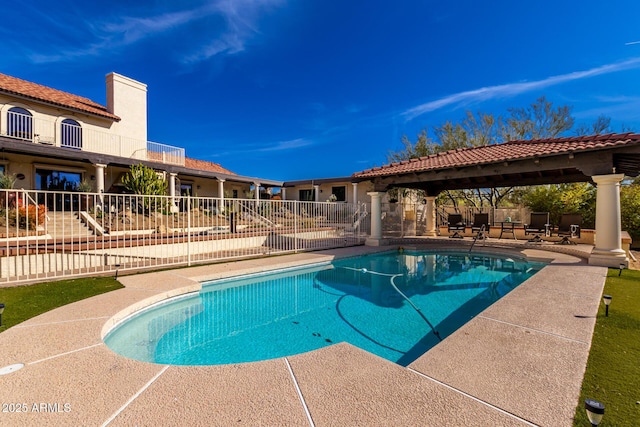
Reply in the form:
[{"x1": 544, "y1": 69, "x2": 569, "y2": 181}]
[{"x1": 0, "y1": 241, "x2": 607, "y2": 426}]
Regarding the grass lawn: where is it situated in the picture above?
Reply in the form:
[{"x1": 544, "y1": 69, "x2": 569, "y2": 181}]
[
  {"x1": 0, "y1": 277, "x2": 123, "y2": 332},
  {"x1": 574, "y1": 268, "x2": 640, "y2": 426}
]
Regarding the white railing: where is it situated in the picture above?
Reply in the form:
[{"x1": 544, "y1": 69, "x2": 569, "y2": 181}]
[
  {"x1": 2, "y1": 114, "x2": 185, "y2": 166},
  {"x1": 0, "y1": 189, "x2": 368, "y2": 284},
  {"x1": 147, "y1": 141, "x2": 186, "y2": 166},
  {"x1": 6, "y1": 111, "x2": 33, "y2": 141},
  {"x1": 60, "y1": 121, "x2": 82, "y2": 149}
]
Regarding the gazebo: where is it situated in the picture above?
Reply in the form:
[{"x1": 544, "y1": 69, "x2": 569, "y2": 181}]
[{"x1": 353, "y1": 133, "x2": 640, "y2": 268}]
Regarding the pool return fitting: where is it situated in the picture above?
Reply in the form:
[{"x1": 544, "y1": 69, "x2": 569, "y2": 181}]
[{"x1": 341, "y1": 267, "x2": 442, "y2": 341}]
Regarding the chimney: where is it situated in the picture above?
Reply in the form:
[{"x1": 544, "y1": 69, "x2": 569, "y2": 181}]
[{"x1": 106, "y1": 72, "x2": 148, "y2": 143}]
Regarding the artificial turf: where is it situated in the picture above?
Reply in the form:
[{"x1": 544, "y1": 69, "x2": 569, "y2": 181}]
[
  {"x1": 0, "y1": 277, "x2": 123, "y2": 332},
  {"x1": 573, "y1": 267, "x2": 640, "y2": 426}
]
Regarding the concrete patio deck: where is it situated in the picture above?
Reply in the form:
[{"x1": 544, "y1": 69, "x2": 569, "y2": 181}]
[{"x1": 0, "y1": 240, "x2": 608, "y2": 426}]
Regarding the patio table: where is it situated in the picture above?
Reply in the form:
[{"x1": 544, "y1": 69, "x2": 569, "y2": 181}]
[{"x1": 498, "y1": 221, "x2": 522, "y2": 239}]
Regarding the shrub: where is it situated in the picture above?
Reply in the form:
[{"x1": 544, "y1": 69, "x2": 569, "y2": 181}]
[{"x1": 6, "y1": 204, "x2": 47, "y2": 229}]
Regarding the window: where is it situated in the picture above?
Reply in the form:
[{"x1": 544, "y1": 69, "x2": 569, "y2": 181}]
[
  {"x1": 180, "y1": 183, "x2": 193, "y2": 196},
  {"x1": 299, "y1": 189, "x2": 315, "y2": 201},
  {"x1": 331, "y1": 186, "x2": 346, "y2": 202},
  {"x1": 35, "y1": 169, "x2": 83, "y2": 211},
  {"x1": 7, "y1": 107, "x2": 33, "y2": 140},
  {"x1": 61, "y1": 119, "x2": 82, "y2": 149}
]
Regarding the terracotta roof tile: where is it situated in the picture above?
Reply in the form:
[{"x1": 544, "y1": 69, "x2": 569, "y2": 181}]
[
  {"x1": 354, "y1": 133, "x2": 640, "y2": 178},
  {"x1": 184, "y1": 157, "x2": 237, "y2": 175},
  {"x1": 0, "y1": 73, "x2": 119, "y2": 121}
]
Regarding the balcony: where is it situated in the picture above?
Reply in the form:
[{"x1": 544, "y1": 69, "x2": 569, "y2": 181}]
[{"x1": 2, "y1": 112, "x2": 185, "y2": 166}]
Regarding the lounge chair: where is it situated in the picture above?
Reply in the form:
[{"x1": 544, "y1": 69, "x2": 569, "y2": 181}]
[
  {"x1": 554, "y1": 213, "x2": 582, "y2": 245},
  {"x1": 524, "y1": 212, "x2": 549, "y2": 243},
  {"x1": 471, "y1": 213, "x2": 490, "y2": 240},
  {"x1": 447, "y1": 213, "x2": 466, "y2": 238}
]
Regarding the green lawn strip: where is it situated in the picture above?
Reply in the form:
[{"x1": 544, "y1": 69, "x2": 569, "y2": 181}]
[
  {"x1": 0, "y1": 277, "x2": 123, "y2": 332},
  {"x1": 573, "y1": 268, "x2": 640, "y2": 426}
]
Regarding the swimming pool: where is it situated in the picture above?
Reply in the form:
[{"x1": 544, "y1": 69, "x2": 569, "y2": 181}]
[{"x1": 104, "y1": 250, "x2": 545, "y2": 366}]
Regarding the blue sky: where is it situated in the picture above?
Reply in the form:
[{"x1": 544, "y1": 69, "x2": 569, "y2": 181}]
[{"x1": 2, "y1": 1, "x2": 640, "y2": 181}]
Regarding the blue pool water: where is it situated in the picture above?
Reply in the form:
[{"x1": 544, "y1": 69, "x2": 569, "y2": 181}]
[{"x1": 104, "y1": 250, "x2": 545, "y2": 366}]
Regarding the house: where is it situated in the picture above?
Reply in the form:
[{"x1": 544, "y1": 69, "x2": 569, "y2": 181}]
[{"x1": 0, "y1": 72, "x2": 284, "y2": 210}]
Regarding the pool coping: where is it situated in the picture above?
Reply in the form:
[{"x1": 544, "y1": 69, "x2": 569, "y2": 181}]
[{"x1": 0, "y1": 240, "x2": 606, "y2": 426}]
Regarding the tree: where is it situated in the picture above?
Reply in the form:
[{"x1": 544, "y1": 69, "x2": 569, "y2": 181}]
[
  {"x1": 620, "y1": 179, "x2": 640, "y2": 246},
  {"x1": 574, "y1": 115, "x2": 612, "y2": 136},
  {"x1": 502, "y1": 96, "x2": 574, "y2": 141},
  {"x1": 387, "y1": 130, "x2": 438, "y2": 163},
  {"x1": 522, "y1": 183, "x2": 596, "y2": 228},
  {"x1": 122, "y1": 164, "x2": 167, "y2": 196},
  {"x1": 121, "y1": 164, "x2": 168, "y2": 212},
  {"x1": 388, "y1": 97, "x2": 585, "y2": 210}
]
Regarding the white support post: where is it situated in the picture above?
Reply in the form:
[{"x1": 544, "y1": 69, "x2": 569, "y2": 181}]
[
  {"x1": 169, "y1": 172, "x2": 179, "y2": 213},
  {"x1": 425, "y1": 196, "x2": 437, "y2": 236},
  {"x1": 589, "y1": 174, "x2": 629, "y2": 267},
  {"x1": 94, "y1": 163, "x2": 106, "y2": 194},
  {"x1": 314, "y1": 185, "x2": 320, "y2": 202},
  {"x1": 218, "y1": 178, "x2": 226, "y2": 213},
  {"x1": 281, "y1": 187, "x2": 287, "y2": 200},
  {"x1": 365, "y1": 191, "x2": 388, "y2": 246},
  {"x1": 94, "y1": 163, "x2": 106, "y2": 210},
  {"x1": 352, "y1": 182, "x2": 358, "y2": 204},
  {"x1": 254, "y1": 181, "x2": 260, "y2": 209},
  {"x1": 218, "y1": 179, "x2": 225, "y2": 199}
]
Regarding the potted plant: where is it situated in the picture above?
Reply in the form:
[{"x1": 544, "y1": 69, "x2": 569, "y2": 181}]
[
  {"x1": 0, "y1": 172, "x2": 17, "y2": 208},
  {"x1": 76, "y1": 180, "x2": 93, "y2": 211}
]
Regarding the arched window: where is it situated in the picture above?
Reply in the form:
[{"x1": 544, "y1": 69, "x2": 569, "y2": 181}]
[
  {"x1": 7, "y1": 107, "x2": 33, "y2": 140},
  {"x1": 61, "y1": 118, "x2": 82, "y2": 149}
]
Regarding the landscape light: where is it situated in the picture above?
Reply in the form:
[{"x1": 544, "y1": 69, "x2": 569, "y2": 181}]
[
  {"x1": 602, "y1": 294, "x2": 612, "y2": 317},
  {"x1": 584, "y1": 399, "x2": 605, "y2": 426},
  {"x1": 619, "y1": 263, "x2": 624, "y2": 276},
  {"x1": 0, "y1": 303, "x2": 4, "y2": 326}
]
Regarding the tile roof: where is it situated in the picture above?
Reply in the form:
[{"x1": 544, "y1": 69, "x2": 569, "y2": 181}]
[
  {"x1": 354, "y1": 133, "x2": 640, "y2": 178},
  {"x1": 185, "y1": 157, "x2": 237, "y2": 175},
  {"x1": 0, "y1": 73, "x2": 120, "y2": 121}
]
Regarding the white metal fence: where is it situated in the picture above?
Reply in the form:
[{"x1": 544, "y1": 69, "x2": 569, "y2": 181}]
[{"x1": 0, "y1": 190, "x2": 369, "y2": 284}]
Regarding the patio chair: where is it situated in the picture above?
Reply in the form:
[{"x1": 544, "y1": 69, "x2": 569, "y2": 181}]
[
  {"x1": 447, "y1": 213, "x2": 466, "y2": 238},
  {"x1": 554, "y1": 213, "x2": 582, "y2": 245},
  {"x1": 471, "y1": 213, "x2": 490, "y2": 240},
  {"x1": 524, "y1": 212, "x2": 550, "y2": 243}
]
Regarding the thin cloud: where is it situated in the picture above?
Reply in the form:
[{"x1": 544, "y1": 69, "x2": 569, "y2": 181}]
[
  {"x1": 625, "y1": 41, "x2": 640, "y2": 45},
  {"x1": 257, "y1": 138, "x2": 313, "y2": 152},
  {"x1": 402, "y1": 58, "x2": 640, "y2": 121},
  {"x1": 206, "y1": 138, "x2": 312, "y2": 157},
  {"x1": 28, "y1": 0, "x2": 284, "y2": 64}
]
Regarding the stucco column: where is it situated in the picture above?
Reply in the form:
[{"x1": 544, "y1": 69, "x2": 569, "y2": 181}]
[
  {"x1": 94, "y1": 163, "x2": 106, "y2": 194},
  {"x1": 365, "y1": 192, "x2": 388, "y2": 246},
  {"x1": 168, "y1": 173, "x2": 179, "y2": 213},
  {"x1": 313, "y1": 185, "x2": 320, "y2": 202},
  {"x1": 217, "y1": 179, "x2": 225, "y2": 199},
  {"x1": 589, "y1": 173, "x2": 629, "y2": 267},
  {"x1": 425, "y1": 196, "x2": 437, "y2": 236},
  {"x1": 254, "y1": 182, "x2": 260, "y2": 209},
  {"x1": 217, "y1": 178, "x2": 225, "y2": 213},
  {"x1": 352, "y1": 182, "x2": 358, "y2": 204},
  {"x1": 281, "y1": 187, "x2": 287, "y2": 200}
]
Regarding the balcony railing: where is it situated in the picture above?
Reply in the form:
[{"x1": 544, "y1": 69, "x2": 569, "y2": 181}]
[
  {"x1": 2, "y1": 112, "x2": 185, "y2": 166},
  {"x1": 147, "y1": 141, "x2": 186, "y2": 166}
]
